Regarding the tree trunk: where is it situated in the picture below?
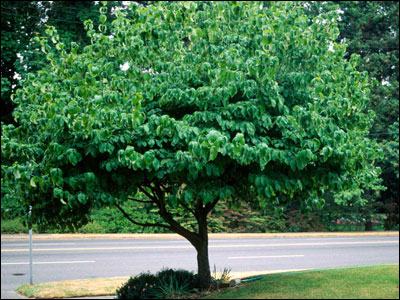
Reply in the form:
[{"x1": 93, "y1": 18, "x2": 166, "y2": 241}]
[
  {"x1": 196, "y1": 239, "x2": 211, "y2": 289},
  {"x1": 365, "y1": 216, "x2": 373, "y2": 231},
  {"x1": 149, "y1": 185, "x2": 213, "y2": 289},
  {"x1": 195, "y1": 206, "x2": 212, "y2": 289}
]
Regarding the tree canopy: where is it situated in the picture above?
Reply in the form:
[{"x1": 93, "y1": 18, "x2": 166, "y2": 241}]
[{"x1": 1, "y1": 1, "x2": 383, "y2": 287}]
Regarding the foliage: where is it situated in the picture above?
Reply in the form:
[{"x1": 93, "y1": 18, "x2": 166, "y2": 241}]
[
  {"x1": 116, "y1": 273, "x2": 158, "y2": 299},
  {"x1": 116, "y1": 269, "x2": 198, "y2": 299},
  {"x1": 76, "y1": 221, "x2": 106, "y2": 233},
  {"x1": 1, "y1": 1, "x2": 45, "y2": 124},
  {"x1": 211, "y1": 265, "x2": 232, "y2": 290},
  {"x1": 312, "y1": 197, "x2": 385, "y2": 232},
  {"x1": 1, "y1": 1, "x2": 383, "y2": 288},
  {"x1": 152, "y1": 269, "x2": 199, "y2": 299},
  {"x1": 285, "y1": 210, "x2": 325, "y2": 232},
  {"x1": 151, "y1": 276, "x2": 191, "y2": 299},
  {"x1": 1, "y1": 1, "x2": 122, "y2": 221},
  {"x1": 1, "y1": 1, "x2": 122, "y2": 125},
  {"x1": 379, "y1": 120, "x2": 399, "y2": 229},
  {"x1": 85, "y1": 200, "x2": 172, "y2": 233},
  {"x1": 0, "y1": 218, "x2": 28, "y2": 234},
  {"x1": 304, "y1": 1, "x2": 399, "y2": 230},
  {"x1": 305, "y1": 1, "x2": 399, "y2": 133},
  {"x1": 209, "y1": 201, "x2": 287, "y2": 233}
]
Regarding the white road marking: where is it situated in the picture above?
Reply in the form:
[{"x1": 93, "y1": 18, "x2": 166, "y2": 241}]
[
  {"x1": 228, "y1": 255, "x2": 305, "y2": 259},
  {"x1": 1, "y1": 243, "x2": 76, "y2": 246},
  {"x1": 1, "y1": 260, "x2": 96, "y2": 265}
]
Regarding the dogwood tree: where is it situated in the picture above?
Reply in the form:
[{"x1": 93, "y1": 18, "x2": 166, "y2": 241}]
[{"x1": 1, "y1": 1, "x2": 382, "y2": 288}]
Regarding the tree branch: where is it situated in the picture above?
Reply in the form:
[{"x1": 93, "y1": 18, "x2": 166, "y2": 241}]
[
  {"x1": 138, "y1": 186, "x2": 157, "y2": 202},
  {"x1": 205, "y1": 198, "x2": 219, "y2": 215},
  {"x1": 137, "y1": 182, "x2": 201, "y2": 247},
  {"x1": 114, "y1": 203, "x2": 171, "y2": 230},
  {"x1": 152, "y1": 183, "x2": 201, "y2": 246}
]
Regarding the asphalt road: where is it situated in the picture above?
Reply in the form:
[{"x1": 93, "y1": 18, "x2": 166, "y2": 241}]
[{"x1": 1, "y1": 235, "x2": 399, "y2": 299}]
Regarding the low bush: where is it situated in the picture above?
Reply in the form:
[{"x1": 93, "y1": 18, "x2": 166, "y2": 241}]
[
  {"x1": 116, "y1": 269, "x2": 199, "y2": 299},
  {"x1": 156, "y1": 268, "x2": 199, "y2": 292},
  {"x1": 285, "y1": 210, "x2": 325, "y2": 232},
  {"x1": 211, "y1": 265, "x2": 232, "y2": 290},
  {"x1": 209, "y1": 201, "x2": 287, "y2": 233},
  {"x1": 1, "y1": 218, "x2": 27, "y2": 234},
  {"x1": 116, "y1": 273, "x2": 158, "y2": 299},
  {"x1": 76, "y1": 221, "x2": 106, "y2": 233}
]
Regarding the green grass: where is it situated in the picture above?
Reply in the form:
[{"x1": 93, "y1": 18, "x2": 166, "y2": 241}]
[{"x1": 203, "y1": 265, "x2": 399, "y2": 299}]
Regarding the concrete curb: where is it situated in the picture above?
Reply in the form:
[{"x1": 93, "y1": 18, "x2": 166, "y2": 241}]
[{"x1": 1, "y1": 231, "x2": 398, "y2": 240}]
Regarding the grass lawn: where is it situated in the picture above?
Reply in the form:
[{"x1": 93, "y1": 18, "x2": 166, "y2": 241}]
[{"x1": 204, "y1": 265, "x2": 399, "y2": 299}]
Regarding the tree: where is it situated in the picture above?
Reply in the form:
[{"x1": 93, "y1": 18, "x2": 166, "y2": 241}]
[
  {"x1": 1, "y1": 1, "x2": 45, "y2": 124},
  {"x1": 1, "y1": 2, "x2": 383, "y2": 288}
]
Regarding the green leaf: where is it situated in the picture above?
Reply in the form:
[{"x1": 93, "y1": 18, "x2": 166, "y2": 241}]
[
  {"x1": 184, "y1": 190, "x2": 193, "y2": 203},
  {"x1": 209, "y1": 146, "x2": 218, "y2": 161},
  {"x1": 30, "y1": 177, "x2": 37, "y2": 188},
  {"x1": 77, "y1": 193, "x2": 87, "y2": 204},
  {"x1": 99, "y1": 14, "x2": 107, "y2": 23},
  {"x1": 53, "y1": 188, "x2": 63, "y2": 199},
  {"x1": 233, "y1": 133, "x2": 245, "y2": 146},
  {"x1": 152, "y1": 158, "x2": 161, "y2": 170},
  {"x1": 14, "y1": 169, "x2": 21, "y2": 179}
]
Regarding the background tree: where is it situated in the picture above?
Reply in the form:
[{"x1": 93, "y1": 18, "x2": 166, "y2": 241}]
[
  {"x1": 305, "y1": 1, "x2": 399, "y2": 230},
  {"x1": 1, "y1": 1, "x2": 45, "y2": 124},
  {"x1": 1, "y1": 1, "x2": 120, "y2": 125},
  {"x1": 1, "y1": 2, "x2": 383, "y2": 288}
]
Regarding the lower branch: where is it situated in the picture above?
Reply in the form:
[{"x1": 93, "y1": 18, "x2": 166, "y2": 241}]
[
  {"x1": 204, "y1": 198, "x2": 219, "y2": 215},
  {"x1": 114, "y1": 203, "x2": 171, "y2": 230}
]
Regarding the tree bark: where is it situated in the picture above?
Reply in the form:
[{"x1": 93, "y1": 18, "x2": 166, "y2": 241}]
[
  {"x1": 364, "y1": 216, "x2": 373, "y2": 231},
  {"x1": 194, "y1": 205, "x2": 212, "y2": 289},
  {"x1": 195, "y1": 239, "x2": 211, "y2": 289}
]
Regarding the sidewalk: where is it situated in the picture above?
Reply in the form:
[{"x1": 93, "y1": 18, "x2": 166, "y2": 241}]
[{"x1": 2, "y1": 231, "x2": 399, "y2": 240}]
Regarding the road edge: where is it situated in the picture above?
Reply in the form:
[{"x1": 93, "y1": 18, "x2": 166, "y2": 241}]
[{"x1": 2, "y1": 231, "x2": 398, "y2": 240}]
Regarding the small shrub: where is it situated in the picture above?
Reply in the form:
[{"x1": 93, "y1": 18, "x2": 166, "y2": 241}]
[
  {"x1": 286, "y1": 210, "x2": 325, "y2": 232},
  {"x1": 1, "y1": 218, "x2": 27, "y2": 234},
  {"x1": 77, "y1": 221, "x2": 106, "y2": 233},
  {"x1": 211, "y1": 265, "x2": 232, "y2": 289},
  {"x1": 151, "y1": 274, "x2": 194, "y2": 299},
  {"x1": 116, "y1": 273, "x2": 158, "y2": 299},
  {"x1": 156, "y1": 268, "x2": 199, "y2": 291},
  {"x1": 116, "y1": 269, "x2": 199, "y2": 299}
]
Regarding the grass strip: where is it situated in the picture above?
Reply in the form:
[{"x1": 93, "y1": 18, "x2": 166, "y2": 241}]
[
  {"x1": 204, "y1": 265, "x2": 399, "y2": 299},
  {"x1": 17, "y1": 276, "x2": 129, "y2": 298}
]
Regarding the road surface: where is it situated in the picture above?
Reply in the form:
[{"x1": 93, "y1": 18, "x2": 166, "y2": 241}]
[{"x1": 1, "y1": 234, "x2": 399, "y2": 299}]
